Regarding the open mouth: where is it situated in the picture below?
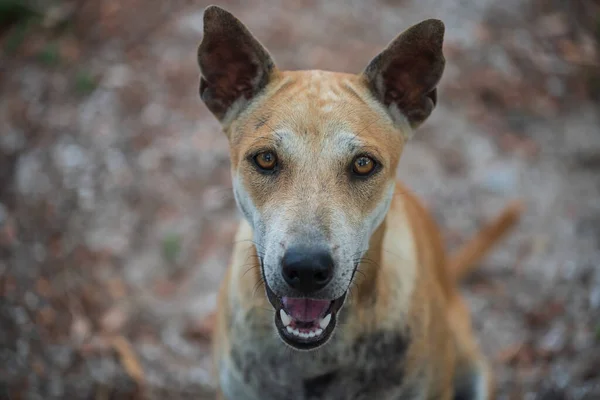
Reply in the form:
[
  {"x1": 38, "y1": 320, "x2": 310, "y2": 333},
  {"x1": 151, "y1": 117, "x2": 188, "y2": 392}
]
[{"x1": 265, "y1": 284, "x2": 347, "y2": 350}]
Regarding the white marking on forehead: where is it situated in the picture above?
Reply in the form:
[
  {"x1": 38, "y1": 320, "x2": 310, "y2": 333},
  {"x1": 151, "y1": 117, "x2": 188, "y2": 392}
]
[
  {"x1": 302, "y1": 71, "x2": 345, "y2": 112},
  {"x1": 321, "y1": 104, "x2": 334, "y2": 113},
  {"x1": 324, "y1": 130, "x2": 363, "y2": 157},
  {"x1": 273, "y1": 128, "x2": 365, "y2": 160},
  {"x1": 272, "y1": 129, "x2": 311, "y2": 156},
  {"x1": 319, "y1": 90, "x2": 341, "y2": 103}
]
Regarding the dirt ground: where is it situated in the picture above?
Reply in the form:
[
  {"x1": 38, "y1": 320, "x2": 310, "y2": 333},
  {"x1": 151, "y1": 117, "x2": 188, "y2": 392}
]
[{"x1": 1, "y1": 0, "x2": 599, "y2": 399}]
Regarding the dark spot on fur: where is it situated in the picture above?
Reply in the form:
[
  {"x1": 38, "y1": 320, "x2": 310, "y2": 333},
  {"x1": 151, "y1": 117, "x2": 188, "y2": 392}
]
[
  {"x1": 231, "y1": 346, "x2": 252, "y2": 384},
  {"x1": 255, "y1": 114, "x2": 270, "y2": 129},
  {"x1": 227, "y1": 328, "x2": 412, "y2": 398},
  {"x1": 346, "y1": 330, "x2": 411, "y2": 394},
  {"x1": 454, "y1": 381, "x2": 475, "y2": 400},
  {"x1": 231, "y1": 346, "x2": 242, "y2": 368},
  {"x1": 304, "y1": 370, "x2": 338, "y2": 398},
  {"x1": 320, "y1": 353, "x2": 337, "y2": 366},
  {"x1": 268, "y1": 355, "x2": 279, "y2": 370}
]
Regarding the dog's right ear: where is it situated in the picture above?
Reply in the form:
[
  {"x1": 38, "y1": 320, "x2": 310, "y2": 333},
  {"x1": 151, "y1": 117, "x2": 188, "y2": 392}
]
[{"x1": 197, "y1": 5, "x2": 276, "y2": 124}]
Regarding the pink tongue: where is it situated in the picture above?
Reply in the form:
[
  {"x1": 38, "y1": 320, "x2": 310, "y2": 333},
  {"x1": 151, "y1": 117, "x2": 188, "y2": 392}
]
[{"x1": 282, "y1": 297, "x2": 331, "y2": 322}]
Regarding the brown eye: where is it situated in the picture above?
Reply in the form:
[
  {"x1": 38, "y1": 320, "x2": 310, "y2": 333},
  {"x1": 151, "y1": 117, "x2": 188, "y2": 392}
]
[
  {"x1": 254, "y1": 151, "x2": 277, "y2": 171},
  {"x1": 352, "y1": 156, "x2": 376, "y2": 176}
]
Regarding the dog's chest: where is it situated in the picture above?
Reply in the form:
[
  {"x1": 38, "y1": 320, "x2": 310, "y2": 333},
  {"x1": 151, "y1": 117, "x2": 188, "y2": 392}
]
[{"x1": 221, "y1": 326, "x2": 418, "y2": 400}]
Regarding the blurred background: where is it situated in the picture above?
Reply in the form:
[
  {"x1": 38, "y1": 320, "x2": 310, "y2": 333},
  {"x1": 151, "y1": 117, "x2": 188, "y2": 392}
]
[{"x1": 1, "y1": 0, "x2": 599, "y2": 399}]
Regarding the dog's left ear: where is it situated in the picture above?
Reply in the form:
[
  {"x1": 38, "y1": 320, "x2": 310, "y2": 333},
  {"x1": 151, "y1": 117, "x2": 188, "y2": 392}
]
[
  {"x1": 363, "y1": 19, "x2": 445, "y2": 131},
  {"x1": 197, "y1": 5, "x2": 276, "y2": 124}
]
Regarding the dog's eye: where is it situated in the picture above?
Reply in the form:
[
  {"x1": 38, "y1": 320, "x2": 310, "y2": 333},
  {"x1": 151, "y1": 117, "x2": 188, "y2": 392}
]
[
  {"x1": 352, "y1": 156, "x2": 376, "y2": 176},
  {"x1": 254, "y1": 151, "x2": 278, "y2": 171}
]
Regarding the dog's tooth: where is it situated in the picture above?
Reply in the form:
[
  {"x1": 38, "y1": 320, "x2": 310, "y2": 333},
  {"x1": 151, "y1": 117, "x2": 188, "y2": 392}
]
[
  {"x1": 319, "y1": 313, "x2": 332, "y2": 330},
  {"x1": 299, "y1": 332, "x2": 308, "y2": 339},
  {"x1": 286, "y1": 326, "x2": 293, "y2": 334},
  {"x1": 316, "y1": 328, "x2": 323, "y2": 336},
  {"x1": 293, "y1": 329, "x2": 300, "y2": 336},
  {"x1": 280, "y1": 309, "x2": 291, "y2": 327},
  {"x1": 308, "y1": 331, "x2": 316, "y2": 338}
]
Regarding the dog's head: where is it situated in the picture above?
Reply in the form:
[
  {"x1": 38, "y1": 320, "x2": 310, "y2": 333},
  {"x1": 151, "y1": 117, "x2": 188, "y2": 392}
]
[{"x1": 197, "y1": 5, "x2": 445, "y2": 350}]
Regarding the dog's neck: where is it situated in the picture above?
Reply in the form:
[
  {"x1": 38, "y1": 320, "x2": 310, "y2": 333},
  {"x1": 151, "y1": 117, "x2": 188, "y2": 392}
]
[{"x1": 351, "y1": 218, "x2": 387, "y2": 306}]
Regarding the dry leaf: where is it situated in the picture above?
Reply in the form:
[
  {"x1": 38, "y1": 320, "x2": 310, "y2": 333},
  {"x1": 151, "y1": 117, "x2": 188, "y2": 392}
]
[
  {"x1": 497, "y1": 342, "x2": 525, "y2": 364},
  {"x1": 71, "y1": 315, "x2": 92, "y2": 344},
  {"x1": 100, "y1": 305, "x2": 129, "y2": 334},
  {"x1": 185, "y1": 311, "x2": 217, "y2": 341},
  {"x1": 111, "y1": 336, "x2": 144, "y2": 384}
]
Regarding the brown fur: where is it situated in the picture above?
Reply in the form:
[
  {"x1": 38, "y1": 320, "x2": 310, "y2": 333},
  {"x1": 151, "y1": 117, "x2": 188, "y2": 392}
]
[{"x1": 197, "y1": 5, "x2": 523, "y2": 399}]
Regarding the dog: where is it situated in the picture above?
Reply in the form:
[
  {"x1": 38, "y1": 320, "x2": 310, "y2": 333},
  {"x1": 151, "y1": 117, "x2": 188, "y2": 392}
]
[{"x1": 197, "y1": 5, "x2": 523, "y2": 399}]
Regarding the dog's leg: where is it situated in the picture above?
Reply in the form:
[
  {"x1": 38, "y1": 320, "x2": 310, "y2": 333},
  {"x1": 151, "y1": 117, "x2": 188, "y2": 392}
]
[
  {"x1": 453, "y1": 357, "x2": 495, "y2": 400},
  {"x1": 446, "y1": 292, "x2": 496, "y2": 400},
  {"x1": 446, "y1": 202, "x2": 522, "y2": 400},
  {"x1": 479, "y1": 360, "x2": 496, "y2": 400}
]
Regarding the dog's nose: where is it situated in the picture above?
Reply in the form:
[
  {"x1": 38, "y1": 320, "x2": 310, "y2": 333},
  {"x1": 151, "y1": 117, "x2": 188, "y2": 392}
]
[{"x1": 281, "y1": 246, "x2": 334, "y2": 293}]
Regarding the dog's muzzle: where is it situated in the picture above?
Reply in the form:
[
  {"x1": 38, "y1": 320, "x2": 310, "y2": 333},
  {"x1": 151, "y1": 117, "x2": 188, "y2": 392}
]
[{"x1": 262, "y1": 245, "x2": 348, "y2": 350}]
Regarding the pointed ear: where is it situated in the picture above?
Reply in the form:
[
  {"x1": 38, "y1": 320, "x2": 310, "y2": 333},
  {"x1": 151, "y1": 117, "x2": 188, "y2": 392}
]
[
  {"x1": 197, "y1": 5, "x2": 276, "y2": 124},
  {"x1": 363, "y1": 19, "x2": 445, "y2": 131}
]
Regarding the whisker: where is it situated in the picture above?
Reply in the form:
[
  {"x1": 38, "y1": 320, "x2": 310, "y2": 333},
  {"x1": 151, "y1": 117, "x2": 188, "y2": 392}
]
[
  {"x1": 244, "y1": 253, "x2": 264, "y2": 263},
  {"x1": 252, "y1": 279, "x2": 266, "y2": 299},
  {"x1": 284, "y1": 343, "x2": 295, "y2": 364},
  {"x1": 241, "y1": 264, "x2": 260, "y2": 279},
  {"x1": 233, "y1": 239, "x2": 267, "y2": 253},
  {"x1": 347, "y1": 285, "x2": 356, "y2": 303},
  {"x1": 354, "y1": 268, "x2": 367, "y2": 279}
]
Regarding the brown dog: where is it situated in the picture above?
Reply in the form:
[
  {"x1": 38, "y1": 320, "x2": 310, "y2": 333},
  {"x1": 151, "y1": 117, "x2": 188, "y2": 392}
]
[{"x1": 197, "y1": 5, "x2": 522, "y2": 399}]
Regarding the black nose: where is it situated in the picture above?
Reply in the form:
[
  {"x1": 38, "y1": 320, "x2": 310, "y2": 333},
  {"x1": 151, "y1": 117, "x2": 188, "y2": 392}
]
[{"x1": 281, "y1": 246, "x2": 334, "y2": 293}]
